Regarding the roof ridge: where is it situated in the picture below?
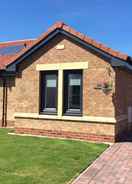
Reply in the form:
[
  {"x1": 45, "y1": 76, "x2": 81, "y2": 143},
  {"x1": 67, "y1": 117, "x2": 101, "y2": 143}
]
[{"x1": 0, "y1": 38, "x2": 36, "y2": 44}]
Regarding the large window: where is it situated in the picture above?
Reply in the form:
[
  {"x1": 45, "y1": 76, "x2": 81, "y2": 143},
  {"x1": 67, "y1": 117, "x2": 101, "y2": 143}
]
[
  {"x1": 40, "y1": 69, "x2": 82, "y2": 116},
  {"x1": 40, "y1": 71, "x2": 58, "y2": 114},
  {"x1": 63, "y1": 70, "x2": 82, "y2": 115}
]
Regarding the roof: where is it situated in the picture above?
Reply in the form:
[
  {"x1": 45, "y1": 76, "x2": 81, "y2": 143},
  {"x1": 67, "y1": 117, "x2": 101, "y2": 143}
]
[
  {"x1": 0, "y1": 22, "x2": 130, "y2": 70},
  {"x1": 0, "y1": 39, "x2": 36, "y2": 69}
]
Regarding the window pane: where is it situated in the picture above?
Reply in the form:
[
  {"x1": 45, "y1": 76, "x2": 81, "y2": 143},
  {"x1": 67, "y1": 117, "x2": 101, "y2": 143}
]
[
  {"x1": 46, "y1": 75, "x2": 57, "y2": 87},
  {"x1": 40, "y1": 72, "x2": 58, "y2": 114},
  {"x1": 69, "y1": 77, "x2": 81, "y2": 86},
  {"x1": 68, "y1": 74, "x2": 81, "y2": 109},
  {"x1": 69, "y1": 86, "x2": 80, "y2": 109},
  {"x1": 63, "y1": 70, "x2": 82, "y2": 115},
  {"x1": 45, "y1": 74, "x2": 57, "y2": 109},
  {"x1": 45, "y1": 87, "x2": 57, "y2": 108}
]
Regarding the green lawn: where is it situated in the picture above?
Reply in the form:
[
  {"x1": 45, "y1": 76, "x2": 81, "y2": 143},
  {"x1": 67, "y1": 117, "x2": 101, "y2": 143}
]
[{"x1": 0, "y1": 129, "x2": 107, "y2": 184}]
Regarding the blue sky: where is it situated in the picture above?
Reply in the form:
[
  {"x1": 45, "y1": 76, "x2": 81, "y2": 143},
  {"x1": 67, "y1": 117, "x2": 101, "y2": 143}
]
[{"x1": 0, "y1": 0, "x2": 132, "y2": 55}]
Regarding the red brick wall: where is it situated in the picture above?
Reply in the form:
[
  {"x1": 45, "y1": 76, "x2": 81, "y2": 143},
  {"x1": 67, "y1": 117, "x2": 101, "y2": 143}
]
[
  {"x1": 15, "y1": 128, "x2": 115, "y2": 142},
  {"x1": 15, "y1": 118, "x2": 115, "y2": 142}
]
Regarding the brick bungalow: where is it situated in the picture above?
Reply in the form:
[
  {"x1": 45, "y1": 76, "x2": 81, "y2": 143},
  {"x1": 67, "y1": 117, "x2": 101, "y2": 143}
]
[{"x1": 0, "y1": 22, "x2": 132, "y2": 142}]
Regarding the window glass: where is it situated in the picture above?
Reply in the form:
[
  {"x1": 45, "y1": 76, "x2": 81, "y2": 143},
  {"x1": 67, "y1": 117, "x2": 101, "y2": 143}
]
[
  {"x1": 64, "y1": 70, "x2": 82, "y2": 115},
  {"x1": 40, "y1": 71, "x2": 58, "y2": 114},
  {"x1": 68, "y1": 74, "x2": 81, "y2": 109},
  {"x1": 46, "y1": 75, "x2": 57, "y2": 87}
]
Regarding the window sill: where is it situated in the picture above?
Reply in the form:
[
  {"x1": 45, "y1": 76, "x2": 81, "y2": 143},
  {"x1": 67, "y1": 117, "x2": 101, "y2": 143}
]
[{"x1": 13, "y1": 112, "x2": 127, "y2": 123}]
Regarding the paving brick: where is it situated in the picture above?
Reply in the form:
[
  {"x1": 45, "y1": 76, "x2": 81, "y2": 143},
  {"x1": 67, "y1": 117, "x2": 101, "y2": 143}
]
[{"x1": 72, "y1": 143, "x2": 132, "y2": 184}]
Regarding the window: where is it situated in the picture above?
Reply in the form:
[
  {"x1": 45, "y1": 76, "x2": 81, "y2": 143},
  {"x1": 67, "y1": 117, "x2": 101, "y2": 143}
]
[
  {"x1": 40, "y1": 71, "x2": 58, "y2": 114},
  {"x1": 63, "y1": 70, "x2": 82, "y2": 115},
  {"x1": 40, "y1": 69, "x2": 83, "y2": 116}
]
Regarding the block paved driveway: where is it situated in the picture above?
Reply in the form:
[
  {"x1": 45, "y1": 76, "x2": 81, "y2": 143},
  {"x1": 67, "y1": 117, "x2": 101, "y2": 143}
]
[{"x1": 72, "y1": 142, "x2": 132, "y2": 184}]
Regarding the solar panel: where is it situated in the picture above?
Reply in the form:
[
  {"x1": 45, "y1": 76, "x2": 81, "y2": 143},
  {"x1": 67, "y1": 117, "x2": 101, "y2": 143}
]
[{"x1": 0, "y1": 44, "x2": 25, "y2": 55}]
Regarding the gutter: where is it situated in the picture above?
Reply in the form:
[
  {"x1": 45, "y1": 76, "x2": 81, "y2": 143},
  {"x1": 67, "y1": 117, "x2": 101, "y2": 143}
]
[{"x1": 111, "y1": 57, "x2": 132, "y2": 71}]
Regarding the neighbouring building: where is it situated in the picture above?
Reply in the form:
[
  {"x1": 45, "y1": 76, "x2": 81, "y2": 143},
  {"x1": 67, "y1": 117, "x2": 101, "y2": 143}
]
[{"x1": 0, "y1": 22, "x2": 132, "y2": 142}]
